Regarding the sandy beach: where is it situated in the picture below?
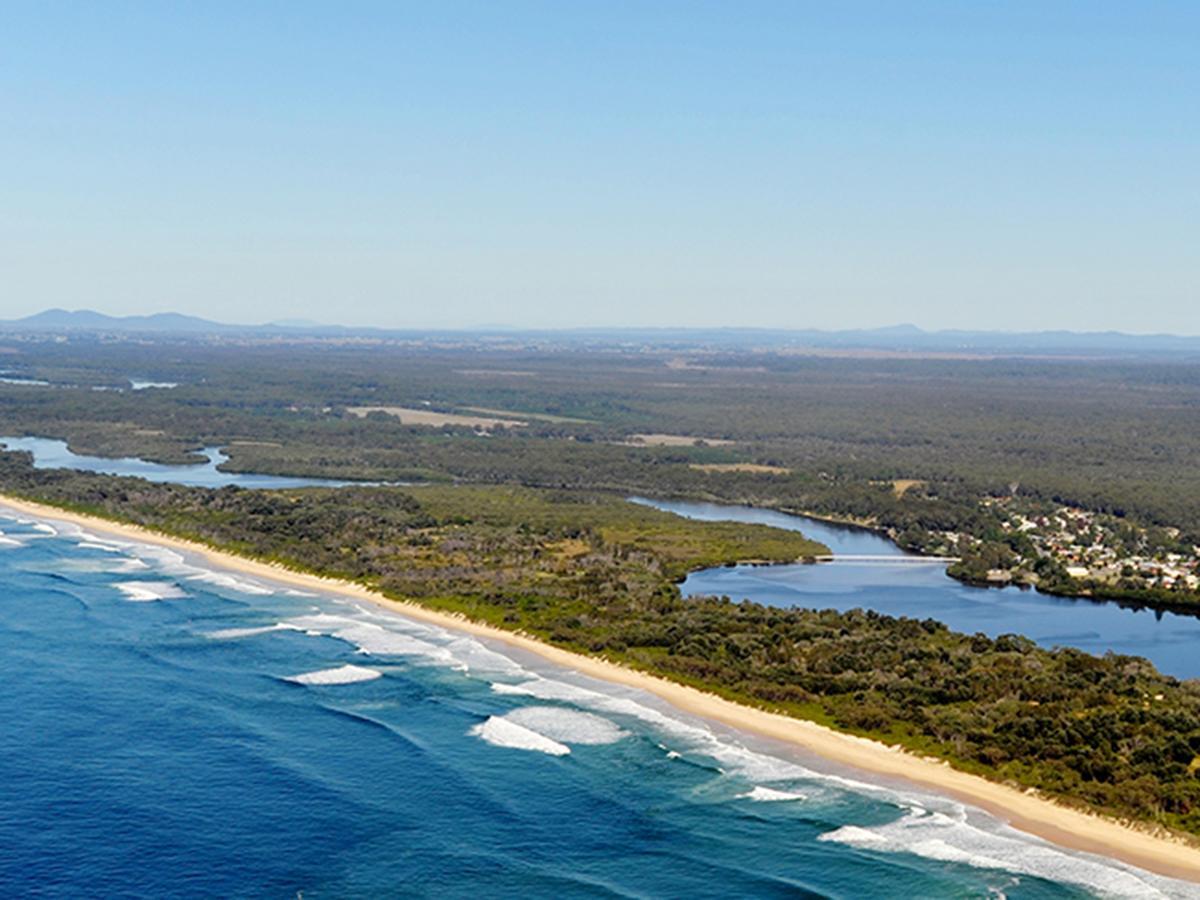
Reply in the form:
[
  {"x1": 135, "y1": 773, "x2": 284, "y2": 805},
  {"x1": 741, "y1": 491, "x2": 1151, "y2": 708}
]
[{"x1": 4, "y1": 492, "x2": 1200, "y2": 884}]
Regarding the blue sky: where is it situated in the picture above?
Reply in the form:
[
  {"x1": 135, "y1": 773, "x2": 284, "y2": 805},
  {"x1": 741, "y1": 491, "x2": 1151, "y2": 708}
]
[{"x1": 1, "y1": 2, "x2": 1196, "y2": 331}]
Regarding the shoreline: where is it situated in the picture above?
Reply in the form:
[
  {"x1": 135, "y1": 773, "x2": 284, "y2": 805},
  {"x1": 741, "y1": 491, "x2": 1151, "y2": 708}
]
[
  {"x1": 696, "y1": 496, "x2": 1200, "y2": 615},
  {"x1": 4, "y1": 493, "x2": 1200, "y2": 884}
]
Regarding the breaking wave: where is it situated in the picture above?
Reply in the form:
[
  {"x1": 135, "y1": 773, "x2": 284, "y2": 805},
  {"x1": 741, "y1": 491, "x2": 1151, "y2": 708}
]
[
  {"x1": 742, "y1": 786, "x2": 808, "y2": 802},
  {"x1": 4, "y1": 509, "x2": 1191, "y2": 897},
  {"x1": 207, "y1": 622, "x2": 301, "y2": 640},
  {"x1": 184, "y1": 569, "x2": 274, "y2": 595},
  {"x1": 288, "y1": 664, "x2": 383, "y2": 686},
  {"x1": 115, "y1": 581, "x2": 188, "y2": 602},
  {"x1": 282, "y1": 607, "x2": 526, "y2": 676},
  {"x1": 502, "y1": 706, "x2": 627, "y2": 746},
  {"x1": 818, "y1": 806, "x2": 1187, "y2": 899},
  {"x1": 490, "y1": 677, "x2": 831, "y2": 786},
  {"x1": 470, "y1": 715, "x2": 571, "y2": 756},
  {"x1": 285, "y1": 613, "x2": 459, "y2": 664}
]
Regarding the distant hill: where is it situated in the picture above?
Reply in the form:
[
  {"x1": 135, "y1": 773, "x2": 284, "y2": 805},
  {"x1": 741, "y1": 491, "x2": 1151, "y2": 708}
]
[
  {"x1": 2, "y1": 309, "x2": 1197, "y2": 358},
  {"x1": 9, "y1": 309, "x2": 234, "y2": 333}
]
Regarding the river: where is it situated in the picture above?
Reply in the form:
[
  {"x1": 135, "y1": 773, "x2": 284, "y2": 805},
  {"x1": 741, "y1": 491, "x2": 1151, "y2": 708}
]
[
  {"x1": 0, "y1": 436, "x2": 368, "y2": 489},
  {"x1": 3, "y1": 436, "x2": 1196, "y2": 678},
  {"x1": 634, "y1": 498, "x2": 1200, "y2": 680},
  {"x1": 4, "y1": 434, "x2": 1195, "y2": 676}
]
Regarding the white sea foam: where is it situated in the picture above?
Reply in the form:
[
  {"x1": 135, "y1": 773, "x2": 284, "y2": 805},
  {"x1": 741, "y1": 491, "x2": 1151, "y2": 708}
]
[
  {"x1": 280, "y1": 609, "x2": 532, "y2": 675},
  {"x1": 90, "y1": 539, "x2": 278, "y2": 600},
  {"x1": 68, "y1": 530, "x2": 150, "y2": 564},
  {"x1": 338, "y1": 601, "x2": 526, "y2": 673},
  {"x1": 490, "y1": 677, "x2": 600, "y2": 704},
  {"x1": 115, "y1": 581, "x2": 187, "y2": 602},
  {"x1": 503, "y1": 707, "x2": 627, "y2": 746},
  {"x1": 208, "y1": 623, "x2": 300, "y2": 640},
  {"x1": 77, "y1": 541, "x2": 123, "y2": 552},
  {"x1": 75, "y1": 528, "x2": 127, "y2": 545},
  {"x1": 824, "y1": 824, "x2": 885, "y2": 843},
  {"x1": 32, "y1": 523, "x2": 57, "y2": 535},
  {"x1": 288, "y1": 664, "x2": 383, "y2": 685},
  {"x1": 470, "y1": 716, "x2": 571, "y2": 756},
  {"x1": 115, "y1": 543, "x2": 188, "y2": 572},
  {"x1": 58, "y1": 556, "x2": 149, "y2": 575},
  {"x1": 742, "y1": 786, "x2": 808, "y2": 802},
  {"x1": 818, "y1": 806, "x2": 1191, "y2": 899},
  {"x1": 442, "y1": 636, "x2": 526, "y2": 675},
  {"x1": 185, "y1": 570, "x2": 274, "y2": 596},
  {"x1": 85, "y1": 557, "x2": 149, "y2": 573},
  {"x1": 503, "y1": 667, "x2": 1198, "y2": 896},
  {"x1": 491, "y1": 682, "x2": 533, "y2": 696},
  {"x1": 489, "y1": 677, "x2": 827, "y2": 786},
  {"x1": 21, "y1": 515, "x2": 1186, "y2": 897},
  {"x1": 286, "y1": 613, "x2": 460, "y2": 664},
  {"x1": 0, "y1": 535, "x2": 23, "y2": 547}
]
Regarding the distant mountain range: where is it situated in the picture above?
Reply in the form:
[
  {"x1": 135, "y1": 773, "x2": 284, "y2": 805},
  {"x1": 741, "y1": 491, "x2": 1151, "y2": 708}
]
[
  {"x1": 2, "y1": 308, "x2": 1198, "y2": 357},
  {"x1": 8, "y1": 309, "x2": 233, "y2": 333}
]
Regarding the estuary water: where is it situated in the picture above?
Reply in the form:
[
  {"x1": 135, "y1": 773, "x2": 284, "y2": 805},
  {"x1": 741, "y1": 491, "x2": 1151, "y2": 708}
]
[
  {"x1": 0, "y1": 436, "x2": 366, "y2": 489},
  {"x1": 1, "y1": 510, "x2": 1194, "y2": 899},
  {"x1": 635, "y1": 498, "x2": 1200, "y2": 681}
]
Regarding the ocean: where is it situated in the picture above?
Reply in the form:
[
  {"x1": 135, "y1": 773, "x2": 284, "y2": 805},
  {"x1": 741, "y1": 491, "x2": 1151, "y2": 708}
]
[{"x1": 1, "y1": 509, "x2": 1194, "y2": 898}]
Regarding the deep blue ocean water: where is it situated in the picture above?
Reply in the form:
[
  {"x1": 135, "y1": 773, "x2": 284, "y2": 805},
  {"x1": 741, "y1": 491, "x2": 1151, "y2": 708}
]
[
  {"x1": 636, "y1": 499, "x2": 1200, "y2": 681},
  {"x1": 2, "y1": 440, "x2": 1198, "y2": 895},
  {"x1": 2, "y1": 509, "x2": 1196, "y2": 899}
]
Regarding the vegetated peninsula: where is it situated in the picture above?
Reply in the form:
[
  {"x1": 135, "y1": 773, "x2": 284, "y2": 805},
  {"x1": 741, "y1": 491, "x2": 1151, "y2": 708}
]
[
  {"x1": 4, "y1": 450, "x2": 1200, "y2": 857},
  {"x1": 2, "y1": 335, "x2": 1197, "y2": 613}
]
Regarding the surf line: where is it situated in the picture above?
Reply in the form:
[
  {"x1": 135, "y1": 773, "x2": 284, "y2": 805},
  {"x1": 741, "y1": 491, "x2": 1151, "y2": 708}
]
[{"x1": 2, "y1": 492, "x2": 1199, "y2": 884}]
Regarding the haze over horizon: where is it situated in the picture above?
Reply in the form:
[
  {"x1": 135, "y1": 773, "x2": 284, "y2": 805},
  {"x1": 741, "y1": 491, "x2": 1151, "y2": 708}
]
[
  {"x1": 3, "y1": 2, "x2": 1196, "y2": 333},
  {"x1": 9, "y1": 306, "x2": 1200, "y2": 340}
]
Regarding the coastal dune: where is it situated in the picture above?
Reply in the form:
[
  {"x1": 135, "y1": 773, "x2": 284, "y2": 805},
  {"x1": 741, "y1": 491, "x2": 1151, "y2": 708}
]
[{"x1": 3, "y1": 493, "x2": 1199, "y2": 884}]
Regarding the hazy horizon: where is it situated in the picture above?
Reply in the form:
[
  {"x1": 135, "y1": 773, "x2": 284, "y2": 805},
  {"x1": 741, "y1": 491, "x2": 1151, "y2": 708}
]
[
  {"x1": 3, "y1": 3, "x2": 1196, "y2": 333},
  {"x1": 10, "y1": 306, "x2": 1200, "y2": 340}
]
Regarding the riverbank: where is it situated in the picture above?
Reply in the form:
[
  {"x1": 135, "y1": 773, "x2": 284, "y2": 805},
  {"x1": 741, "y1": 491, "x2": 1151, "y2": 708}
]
[
  {"x1": 671, "y1": 494, "x2": 1200, "y2": 614},
  {"x1": 4, "y1": 492, "x2": 1200, "y2": 884}
]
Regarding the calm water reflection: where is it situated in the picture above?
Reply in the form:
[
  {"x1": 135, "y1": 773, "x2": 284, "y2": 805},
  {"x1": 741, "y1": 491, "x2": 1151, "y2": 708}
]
[
  {"x1": 0, "y1": 436, "x2": 367, "y2": 490},
  {"x1": 635, "y1": 497, "x2": 1200, "y2": 680}
]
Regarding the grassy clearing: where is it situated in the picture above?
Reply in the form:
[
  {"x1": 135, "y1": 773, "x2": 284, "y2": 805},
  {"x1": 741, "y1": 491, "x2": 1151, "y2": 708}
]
[
  {"x1": 691, "y1": 462, "x2": 792, "y2": 475},
  {"x1": 622, "y1": 433, "x2": 734, "y2": 447},
  {"x1": 345, "y1": 406, "x2": 526, "y2": 429}
]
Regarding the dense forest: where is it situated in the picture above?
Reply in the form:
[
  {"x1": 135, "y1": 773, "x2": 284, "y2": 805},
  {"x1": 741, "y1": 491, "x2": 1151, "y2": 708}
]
[
  {"x1": 1, "y1": 336, "x2": 1197, "y2": 605},
  {"x1": 2, "y1": 450, "x2": 1199, "y2": 840}
]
